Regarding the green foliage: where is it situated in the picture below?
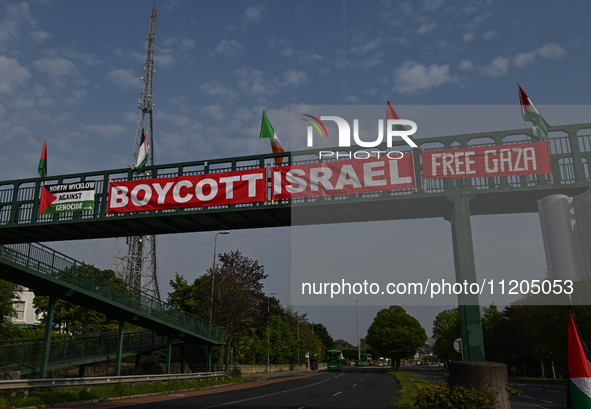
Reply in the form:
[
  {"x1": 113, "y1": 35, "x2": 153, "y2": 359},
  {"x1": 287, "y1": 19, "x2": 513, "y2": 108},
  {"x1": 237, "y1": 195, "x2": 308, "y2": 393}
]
[
  {"x1": 414, "y1": 385, "x2": 497, "y2": 409},
  {"x1": 0, "y1": 279, "x2": 19, "y2": 332},
  {"x1": 431, "y1": 308, "x2": 460, "y2": 362},
  {"x1": 366, "y1": 306, "x2": 427, "y2": 370}
]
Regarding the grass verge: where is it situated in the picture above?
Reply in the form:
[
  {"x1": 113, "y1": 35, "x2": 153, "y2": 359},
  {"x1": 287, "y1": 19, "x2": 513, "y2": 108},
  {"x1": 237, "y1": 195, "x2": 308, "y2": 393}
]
[
  {"x1": 388, "y1": 369, "x2": 438, "y2": 409},
  {"x1": 0, "y1": 376, "x2": 240, "y2": 409}
]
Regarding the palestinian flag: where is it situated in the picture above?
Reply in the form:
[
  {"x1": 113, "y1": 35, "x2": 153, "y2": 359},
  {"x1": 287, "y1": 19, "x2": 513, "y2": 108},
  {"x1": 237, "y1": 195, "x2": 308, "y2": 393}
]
[
  {"x1": 133, "y1": 129, "x2": 149, "y2": 173},
  {"x1": 39, "y1": 182, "x2": 96, "y2": 215},
  {"x1": 387, "y1": 100, "x2": 413, "y2": 139},
  {"x1": 568, "y1": 311, "x2": 591, "y2": 408},
  {"x1": 518, "y1": 84, "x2": 549, "y2": 141},
  {"x1": 260, "y1": 111, "x2": 285, "y2": 164},
  {"x1": 38, "y1": 140, "x2": 47, "y2": 178}
]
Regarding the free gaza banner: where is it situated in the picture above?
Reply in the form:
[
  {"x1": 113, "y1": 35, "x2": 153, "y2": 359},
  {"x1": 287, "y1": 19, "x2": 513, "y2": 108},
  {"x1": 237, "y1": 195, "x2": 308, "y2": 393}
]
[
  {"x1": 39, "y1": 182, "x2": 96, "y2": 214},
  {"x1": 271, "y1": 154, "x2": 415, "y2": 200},
  {"x1": 107, "y1": 168, "x2": 266, "y2": 214},
  {"x1": 422, "y1": 142, "x2": 552, "y2": 179}
]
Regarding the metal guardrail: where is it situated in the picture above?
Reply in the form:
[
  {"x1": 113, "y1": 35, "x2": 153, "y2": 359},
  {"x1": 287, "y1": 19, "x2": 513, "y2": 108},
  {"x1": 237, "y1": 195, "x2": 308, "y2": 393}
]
[
  {"x1": 0, "y1": 242, "x2": 227, "y2": 344},
  {"x1": 0, "y1": 371, "x2": 231, "y2": 390}
]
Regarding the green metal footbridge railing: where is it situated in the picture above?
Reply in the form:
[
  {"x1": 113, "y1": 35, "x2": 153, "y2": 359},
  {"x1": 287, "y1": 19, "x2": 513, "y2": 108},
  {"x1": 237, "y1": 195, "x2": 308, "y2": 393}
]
[
  {"x1": 0, "y1": 329, "x2": 172, "y2": 376},
  {"x1": 0, "y1": 242, "x2": 226, "y2": 346}
]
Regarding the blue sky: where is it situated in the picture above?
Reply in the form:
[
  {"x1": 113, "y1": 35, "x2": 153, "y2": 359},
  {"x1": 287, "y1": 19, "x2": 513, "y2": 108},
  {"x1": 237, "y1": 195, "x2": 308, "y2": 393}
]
[{"x1": 1, "y1": 0, "x2": 590, "y2": 343}]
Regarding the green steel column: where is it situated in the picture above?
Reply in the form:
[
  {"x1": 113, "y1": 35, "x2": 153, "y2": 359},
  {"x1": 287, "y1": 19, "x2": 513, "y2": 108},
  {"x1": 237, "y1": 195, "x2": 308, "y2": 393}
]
[
  {"x1": 450, "y1": 196, "x2": 485, "y2": 362},
  {"x1": 165, "y1": 337, "x2": 172, "y2": 374},
  {"x1": 40, "y1": 295, "x2": 56, "y2": 379},
  {"x1": 114, "y1": 320, "x2": 124, "y2": 376}
]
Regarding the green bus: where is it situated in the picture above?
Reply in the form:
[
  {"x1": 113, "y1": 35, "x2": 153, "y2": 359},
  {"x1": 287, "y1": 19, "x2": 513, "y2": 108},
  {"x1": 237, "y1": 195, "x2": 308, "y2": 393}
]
[
  {"x1": 359, "y1": 353, "x2": 370, "y2": 366},
  {"x1": 327, "y1": 349, "x2": 342, "y2": 371}
]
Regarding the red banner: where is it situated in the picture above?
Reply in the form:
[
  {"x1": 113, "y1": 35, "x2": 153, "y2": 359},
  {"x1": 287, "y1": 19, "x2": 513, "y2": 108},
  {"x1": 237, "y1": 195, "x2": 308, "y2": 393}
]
[
  {"x1": 107, "y1": 168, "x2": 266, "y2": 214},
  {"x1": 422, "y1": 142, "x2": 552, "y2": 179},
  {"x1": 271, "y1": 154, "x2": 415, "y2": 200}
]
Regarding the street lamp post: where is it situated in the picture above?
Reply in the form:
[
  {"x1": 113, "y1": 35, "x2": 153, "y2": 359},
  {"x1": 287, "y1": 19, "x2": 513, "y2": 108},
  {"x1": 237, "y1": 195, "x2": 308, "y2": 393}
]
[
  {"x1": 297, "y1": 315, "x2": 300, "y2": 371},
  {"x1": 267, "y1": 292, "x2": 276, "y2": 374},
  {"x1": 209, "y1": 231, "x2": 229, "y2": 324},
  {"x1": 356, "y1": 299, "x2": 360, "y2": 364}
]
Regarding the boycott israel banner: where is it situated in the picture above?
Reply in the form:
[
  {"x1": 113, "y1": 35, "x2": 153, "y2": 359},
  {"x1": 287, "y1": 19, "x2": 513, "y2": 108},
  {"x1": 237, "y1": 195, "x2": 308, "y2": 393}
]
[
  {"x1": 271, "y1": 154, "x2": 415, "y2": 200},
  {"x1": 107, "y1": 168, "x2": 266, "y2": 214},
  {"x1": 39, "y1": 182, "x2": 96, "y2": 214},
  {"x1": 422, "y1": 142, "x2": 552, "y2": 179}
]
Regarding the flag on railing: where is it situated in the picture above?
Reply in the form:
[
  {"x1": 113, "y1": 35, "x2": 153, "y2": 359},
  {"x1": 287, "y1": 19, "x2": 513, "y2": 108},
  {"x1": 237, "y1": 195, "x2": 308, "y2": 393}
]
[
  {"x1": 518, "y1": 84, "x2": 549, "y2": 141},
  {"x1": 133, "y1": 128, "x2": 149, "y2": 173},
  {"x1": 260, "y1": 111, "x2": 285, "y2": 164},
  {"x1": 38, "y1": 140, "x2": 47, "y2": 177},
  {"x1": 387, "y1": 100, "x2": 413, "y2": 140},
  {"x1": 567, "y1": 308, "x2": 591, "y2": 408}
]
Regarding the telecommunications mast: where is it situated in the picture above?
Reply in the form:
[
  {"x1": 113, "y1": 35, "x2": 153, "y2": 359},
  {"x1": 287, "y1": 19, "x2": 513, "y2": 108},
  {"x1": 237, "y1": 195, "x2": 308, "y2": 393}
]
[{"x1": 111, "y1": 6, "x2": 161, "y2": 300}]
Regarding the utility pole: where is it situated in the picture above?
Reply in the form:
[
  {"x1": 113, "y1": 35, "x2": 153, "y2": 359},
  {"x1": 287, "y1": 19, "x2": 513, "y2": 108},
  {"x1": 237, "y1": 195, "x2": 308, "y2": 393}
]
[
  {"x1": 356, "y1": 299, "x2": 360, "y2": 363},
  {"x1": 112, "y1": 7, "x2": 161, "y2": 300}
]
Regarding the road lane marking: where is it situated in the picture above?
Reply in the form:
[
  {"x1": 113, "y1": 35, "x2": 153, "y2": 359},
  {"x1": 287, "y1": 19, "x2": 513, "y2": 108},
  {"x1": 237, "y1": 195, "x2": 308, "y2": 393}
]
[
  {"x1": 534, "y1": 406, "x2": 549, "y2": 409},
  {"x1": 541, "y1": 400, "x2": 553, "y2": 403},
  {"x1": 201, "y1": 377, "x2": 332, "y2": 409},
  {"x1": 352, "y1": 384, "x2": 356, "y2": 387},
  {"x1": 332, "y1": 391, "x2": 342, "y2": 396}
]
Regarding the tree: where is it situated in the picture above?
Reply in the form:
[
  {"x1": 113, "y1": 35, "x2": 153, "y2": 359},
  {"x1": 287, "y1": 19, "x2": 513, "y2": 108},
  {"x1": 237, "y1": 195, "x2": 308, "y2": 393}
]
[
  {"x1": 0, "y1": 279, "x2": 19, "y2": 333},
  {"x1": 311, "y1": 322, "x2": 335, "y2": 351},
  {"x1": 431, "y1": 308, "x2": 461, "y2": 361},
  {"x1": 33, "y1": 266, "x2": 127, "y2": 334},
  {"x1": 366, "y1": 306, "x2": 427, "y2": 370}
]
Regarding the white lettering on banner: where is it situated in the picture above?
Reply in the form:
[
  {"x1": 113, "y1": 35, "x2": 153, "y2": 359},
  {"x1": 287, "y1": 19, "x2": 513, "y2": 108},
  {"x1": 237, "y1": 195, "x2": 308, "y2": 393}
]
[
  {"x1": 107, "y1": 168, "x2": 267, "y2": 214},
  {"x1": 422, "y1": 142, "x2": 551, "y2": 179},
  {"x1": 272, "y1": 155, "x2": 415, "y2": 200}
]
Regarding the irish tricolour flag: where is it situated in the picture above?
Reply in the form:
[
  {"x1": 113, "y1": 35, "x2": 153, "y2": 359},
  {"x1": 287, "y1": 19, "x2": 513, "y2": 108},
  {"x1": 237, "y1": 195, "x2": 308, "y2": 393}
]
[
  {"x1": 39, "y1": 182, "x2": 96, "y2": 215},
  {"x1": 518, "y1": 84, "x2": 549, "y2": 141},
  {"x1": 260, "y1": 111, "x2": 285, "y2": 164},
  {"x1": 568, "y1": 311, "x2": 591, "y2": 408}
]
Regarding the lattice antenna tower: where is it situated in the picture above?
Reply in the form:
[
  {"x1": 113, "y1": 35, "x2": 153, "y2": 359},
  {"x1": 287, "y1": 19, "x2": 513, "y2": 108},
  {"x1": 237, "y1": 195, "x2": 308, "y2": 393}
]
[{"x1": 112, "y1": 6, "x2": 160, "y2": 300}]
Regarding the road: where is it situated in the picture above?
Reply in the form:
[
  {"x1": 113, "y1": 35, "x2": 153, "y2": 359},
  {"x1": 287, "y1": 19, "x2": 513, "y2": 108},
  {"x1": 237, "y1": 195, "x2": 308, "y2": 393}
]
[
  {"x1": 404, "y1": 365, "x2": 567, "y2": 409},
  {"x1": 107, "y1": 367, "x2": 397, "y2": 409}
]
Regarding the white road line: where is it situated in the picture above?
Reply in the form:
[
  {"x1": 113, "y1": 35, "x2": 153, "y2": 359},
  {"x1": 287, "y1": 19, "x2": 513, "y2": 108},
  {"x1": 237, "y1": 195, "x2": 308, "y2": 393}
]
[
  {"x1": 333, "y1": 391, "x2": 342, "y2": 396},
  {"x1": 524, "y1": 395, "x2": 533, "y2": 399},
  {"x1": 534, "y1": 406, "x2": 549, "y2": 409},
  {"x1": 352, "y1": 384, "x2": 357, "y2": 387},
  {"x1": 541, "y1": 400, "x2": 553, "y2": 403},
  {"x1": 200, "y1": 377, "x2": 333, "y2": 409}
]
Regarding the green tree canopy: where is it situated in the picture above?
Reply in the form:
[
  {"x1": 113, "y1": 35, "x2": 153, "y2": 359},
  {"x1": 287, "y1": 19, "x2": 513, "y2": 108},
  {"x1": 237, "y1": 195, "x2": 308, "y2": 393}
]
[{"x1": 366, "y1": 305, "x2": 427, "y2": 370}]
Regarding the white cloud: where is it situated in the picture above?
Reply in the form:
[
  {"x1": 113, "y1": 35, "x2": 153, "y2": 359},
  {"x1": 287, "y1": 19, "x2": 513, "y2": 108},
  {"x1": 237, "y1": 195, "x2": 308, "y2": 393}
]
[
  {"x1": 513, "y1": 52, "x2": 536, "y2": 68},
  {"x1": 362, "y1": 53, "x2": 384, "y2": 69},
  {"x1": 0, "y1": 2, "x2": 36, "y2": 46},
  {"x1": 281, "y1": 47, "x2": 294, "y2": 56},
  {"x1": 202, "y1": 104, "x2": 225, "y2": 121},
  {"x1": 393, "y1": 61, "x2": 455, "y2": 95},
  {"x1": 108, "y1": 69, "x2": 141, "y2": 90},
  {"x1": 213, "y1": 39, "x2": 246, "y2": 58},
  {"x1": 200, "y1": 80, "x2": 239, "y2": 100},
  {"x1": 32, "y1": 56, "x2": 75, "y2": 76},
  {"x1": 180, "y1": 38, "x2": 196, "y2": 50},
  {"x1": 242, "y1": 5, "x2": 264, "y2": 24},
  {"x1": 282, "y1": 69, "x2": 309, "y2": 86},
  {"x1": 481, "y1": 42, "x2": 566, "y2": 77},
  {"x1": 484, "y1": 30, "x2": 497, "y2": 40},
  {"x1": 459, "y1": 60, "x2": 474, "y2": 71},
  {"x1": 417, "y1": 23, "x2": 437, "y2": 35},
  {"x1": 349, "y1": 38, "x2": 383, "y2": 53},
  {"x1": 345, "y1": 95, "x2": 361, "y2": 103},
  {"x1": 0, "y1": 55, "x2": 30, "y2": 93},
  {"x1": 463, "y1": 32, "x2": 475, "y2": 43},
  {"x1": 85, "y1": 124, "x2": 128, "y2": 139},
  {"x1": 423, "y1": 0, "x2": 444, "y2": 10},
  {"x1": 29, "y1": 30, "x2": 49, "y2": 43},
  {"x1": 482, "y1": 56, "x2": 510, "y2": 77},
  {"x1": 154, "y1": 53, "x2": 176, "y2": 68},
  {"x1": 538, "y1": 42, "x2": 566, "y2": 59}
]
